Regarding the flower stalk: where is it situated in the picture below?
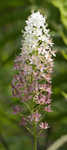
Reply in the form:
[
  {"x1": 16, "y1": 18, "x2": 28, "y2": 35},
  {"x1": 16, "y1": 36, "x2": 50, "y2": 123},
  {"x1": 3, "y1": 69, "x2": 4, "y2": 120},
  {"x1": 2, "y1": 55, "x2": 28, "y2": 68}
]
[
  {"x1": 33, "y1": 123, "x2": 37, "y2": 150},
  {"x1": 34, "y1": 135, "x2": 37, "y2": 150},
  {"x1": 11, "y1": 11, "x2": 56, "y2": 149}
]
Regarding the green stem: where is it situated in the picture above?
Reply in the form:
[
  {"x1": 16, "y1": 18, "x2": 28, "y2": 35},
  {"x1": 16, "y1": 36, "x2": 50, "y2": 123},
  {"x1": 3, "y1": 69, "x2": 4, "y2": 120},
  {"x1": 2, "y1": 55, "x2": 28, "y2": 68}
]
[
  {"x1": 33, "y1": 125, "x2": 37, "y2": 150},
  {"x1": 34, "y1": 135, "x2": 37, "y2": 150}
]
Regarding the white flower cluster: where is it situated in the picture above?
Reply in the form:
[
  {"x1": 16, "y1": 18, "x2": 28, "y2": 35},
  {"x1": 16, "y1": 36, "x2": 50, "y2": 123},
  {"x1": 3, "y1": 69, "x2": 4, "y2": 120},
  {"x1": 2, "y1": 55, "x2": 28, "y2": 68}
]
[
  {"x1": 21, "y1": 11, "x2": 54, "y2": 56},
  {"x1": 21, "y1": 11, "x2": 55, "y2": 74}
]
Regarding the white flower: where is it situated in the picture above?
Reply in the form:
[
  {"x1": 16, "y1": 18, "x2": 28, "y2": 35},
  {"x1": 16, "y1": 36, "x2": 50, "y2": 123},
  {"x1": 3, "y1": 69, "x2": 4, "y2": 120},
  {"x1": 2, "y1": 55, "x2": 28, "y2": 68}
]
[
  {"x1": 21, "y1": 11, "x2": 56, "y2": 75},
  {"x1": 21, "y1": 11, "x2": 55, "y2": 57},
  {"x1": 26, "y1": 11, "x2": 46, "y2": 28}
]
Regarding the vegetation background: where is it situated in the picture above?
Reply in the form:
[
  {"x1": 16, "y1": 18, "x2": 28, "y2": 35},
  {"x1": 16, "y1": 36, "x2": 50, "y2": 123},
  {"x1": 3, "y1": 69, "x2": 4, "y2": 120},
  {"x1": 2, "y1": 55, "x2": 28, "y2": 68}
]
[{"x1": 0, "y1": 0, "x2": 67, "y2": 149}]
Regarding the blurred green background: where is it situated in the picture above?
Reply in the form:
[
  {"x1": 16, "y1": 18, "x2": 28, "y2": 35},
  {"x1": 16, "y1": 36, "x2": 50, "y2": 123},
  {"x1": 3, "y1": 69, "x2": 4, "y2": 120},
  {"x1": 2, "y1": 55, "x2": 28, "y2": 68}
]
[{"x1": 0, "y1": 0, "x2": 67, "y2": 149}]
